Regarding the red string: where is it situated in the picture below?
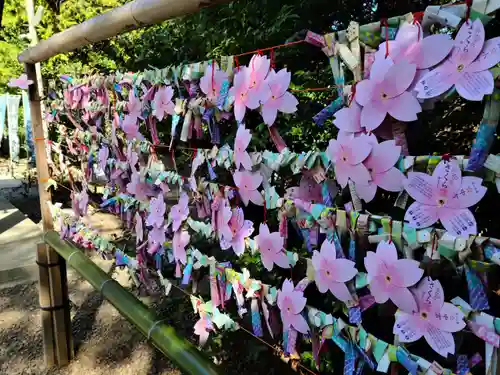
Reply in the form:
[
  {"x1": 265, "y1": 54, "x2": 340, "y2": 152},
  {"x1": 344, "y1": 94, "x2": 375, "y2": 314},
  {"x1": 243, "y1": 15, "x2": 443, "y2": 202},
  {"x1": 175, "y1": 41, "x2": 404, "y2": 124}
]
[
  {"x1": 349, "y1": 82, "x2": 357, "y2": 106},
  {"x1": 234, "y1": 56, "x2": 240, "y2": 72},
  {"x1": 263, "y1": 199, "x2": 267, "y2": 223},
  {"x1": 413, "y1": 13, "x2": 424, "y2": 42},
  {"x1": 211, "y1": 59, "x2": 216, "y2": 94},
  {"x1": 270, "y1": 48, "x2": 276, "y2": 70},
  {"x1": 381, "y1": 18, "x2": 390, "y2": 58},
  {"x1": 388, "y1": 218, "x2": 393, "y2": 244},
  {"x1": 465, "y1": 0, "x2": 473, "y2": 23},
  {"x1": 234, "y1": 40, "x2": 305, "y2": 58},
  {"x1": 442, "y1": 153, "x2": 451, "y2": 161}
]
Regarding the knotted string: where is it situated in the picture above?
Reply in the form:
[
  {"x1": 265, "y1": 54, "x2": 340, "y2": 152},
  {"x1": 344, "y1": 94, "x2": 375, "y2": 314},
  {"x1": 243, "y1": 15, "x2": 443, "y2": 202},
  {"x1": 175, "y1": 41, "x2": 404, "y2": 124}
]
[
  {"x1": 465, "y1": 0, "x2": 473, "y2": 24},
  {"x1": 349, "y1": 82, "x2": 357, "y2": 106},
  {"x1": 381, "y1": 18, "x2": 390, "y2": 58}
]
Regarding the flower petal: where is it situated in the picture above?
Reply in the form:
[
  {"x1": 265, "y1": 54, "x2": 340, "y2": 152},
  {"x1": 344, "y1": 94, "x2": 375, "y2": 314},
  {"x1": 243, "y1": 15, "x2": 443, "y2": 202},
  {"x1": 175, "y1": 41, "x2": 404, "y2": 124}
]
[
  {"x1": 446, "y1": 176, "x2": 487, "y2": 209},
  {"x1": 374, "y1": 168, "x2": 405, "y2": 192},
  {"x1": 250, "y1": 190, "x2": 264, "y2": 206},
  {"x1": 290, "y1": 313, "x2": 310, "y2": 334},
  {"x1": 415, "y1": 61, "x2": 456, "y2": 99},
  {"x1": 290, "y1": 291, "x2": 307, "y2": 314},
  {"x1": 433, "y1": 160, "x2": 462, "y2": 199},
  {"x1": 376, "y1": 240, "x2": 398, "y2": 264},
  {"x1": 428, "y1": 302, "x2": 466, "y2": 333},
  {"x1": 262, "y1": 102, "x2": 279, "y2": 125},
  {"x1": 331, "y1": 259, "x2": 357, "y2": 282},
  {"x1": 355, "y1": 79, "x2": 376, "y2": 106},
  {"x1": 404, "y1": 172, "x2": 437, "y2": 204},
  {"x1": 333, "y1": 103, "x2": 362, "y2": 132},
  {"x1": 455, "y1": 70, "x2": 494, "y2": 101},
  {"x1": 390, "y1": 286, "x2": 418, "y2": 313},
  {"x1": 369, "y1": 276, "x2": 390, "y2": 304},
  {"x1": 355, "y1": 182, "x2": 377, "y2": 203},
  {"x1": 360, "y1": 102, "x2": 387, "y2": 131},
  {"x1": 279, "y1": 92, "x2": 299, "y2": 113},
  {"x1": 392, "y1": 259, "x2": 423, "y2": 287},
  {"x1": 315, "y1": 270, "x2": 329, "y2": 293},
  {"x1": 370, "y1": 57, "x2": 394, "y2": 82},
  {"x1": 364, "y1": 251, "x2": 384, "y2": 277},
  {"x1": 234, "y1": 100, "x2": 246, "y2": 122},
  {"x1": 394, "y1": 313, "x2": 424, "y2": 343},
  {"x1": 274, "y1": 252, "x2": 290, "y2": 269},
  {"x1": 329, "y1": 281, "x2": 353, "y2": 302},
  {"x1": 383, "y1": 60, "x2": 417, "y2": 98},
  {"x1": 387, "y1": 91, "x2": 421, "y2": 122},
  {"x1": 452, "y1": 19, "x2": 485, "y2": 66},
  {"x1": 320, "y1": 239, "x2": 337, "y2": 261},
  {"x1": 467, "y1": 37, "x2": 500, "y2": 72},
  {"x1": 417, "y1": 34, "x2": 455, "y2": 69},
  {"x1": 424, "y1": 328, "x2": 455, "y2": 357},
  {"x1": 414, "y1": 277, "x2": 444, "y2": 313},
  {"x1": 334, "y1": 162, "x2": 349, "y2": 188},
  {"x1": 348, "y1": 163, "x2": 372, "y2": 185},
  {"x1": 345, "y1": 137, "x2": 372, "y2": 165},
  {"x1": 326, "y1": 138, "x2": 340, "y2": 162},
  {"x1": 404, "y1": 202, "x2": 439, "y2": 229},
  {"x1": 438, "y1": 207, "x2": 477, "y2": 237},
  {"x1": 364, "y1": 140, "x2": 401, "y2": 173}
]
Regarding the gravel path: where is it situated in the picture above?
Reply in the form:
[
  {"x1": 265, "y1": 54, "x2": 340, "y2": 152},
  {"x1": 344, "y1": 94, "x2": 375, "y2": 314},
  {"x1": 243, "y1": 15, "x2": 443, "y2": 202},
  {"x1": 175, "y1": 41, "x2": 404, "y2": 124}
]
[{"x1": 0, "y1": 274, "x2": 181, "y2": 375}]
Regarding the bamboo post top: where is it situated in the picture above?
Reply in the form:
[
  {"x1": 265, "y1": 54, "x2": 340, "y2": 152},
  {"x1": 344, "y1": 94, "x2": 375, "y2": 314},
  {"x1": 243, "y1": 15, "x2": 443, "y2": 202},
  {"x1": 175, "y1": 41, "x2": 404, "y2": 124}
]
[{"x1": 18, "y1": 0, "x2": 231, "y2": 64}]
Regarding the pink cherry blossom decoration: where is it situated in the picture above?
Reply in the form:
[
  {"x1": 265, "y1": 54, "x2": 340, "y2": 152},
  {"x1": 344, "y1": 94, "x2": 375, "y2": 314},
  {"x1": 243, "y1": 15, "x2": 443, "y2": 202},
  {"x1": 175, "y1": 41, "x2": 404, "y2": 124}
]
[
  {"x1": 365, "y1": 240, "x2": 423, "y2": 313},
  {"x1": 220, "y1": 208, "x2": 254, "y2": 256},
  {"x1": 261, "y1": 68, "x2": 298, "y2": 126},
  {"x1": 98, "y1": 146, "x2": 109, "y2": 172},
  {"x1": 200, "y1": 63, "x2": 228, "y2": 102},
  {"x1": 173, "y1": 229, "x2": 190, "y2": 265},
  {"x1": 170, "y1": 192, "x2": 189, "y2": 232},
  {"x1": 127, "y1": 90, "x2": 142, "y2": 119},
  {"x1": 194, "y1": 316, "x2": 213, "y2": 346},
  {"x1": 355, "y1": 58, "x2": 421, "y2": 130},
  {"x1": 148, "y1": 225, "x2": 166, "y2": 255},
  {"x1": 255, "y1": 223, "x2": 289, "y2": 271},
  {"x1": 233, "y1": 170, "x2": 264, "y2": 206},
  {"x1": 356, "y1": 140, "x2": 404, "y2": 203},
  {"x1": 121, "y1": 115, "x2": 142, "y2": 141},
  {"x1": 8, "y1": 74, "x2": 33, "y2": 90},
  {"x1": 152, "y1": 86, "x2": 175, "y2": 121},
  {"x1": 333, "y1": 101, "x2": 363, "y2": 134},
  {"x1": 234, "y1": 124, "x2": 253, "y2": 170},
  {"x1": 228, "y1": 67, "x2": 251, "y2": 122},
  {"x1": 147, "y1": 193, "x2": 166, "y2": 228},
  {"x1": 277, "y1": 279, "x2": 309, "y2": 334},
  {"x1": 211, "y1": 195, "x2": 232, "y2": 240},
  {"x1": 126, "y1": 170, "x2": 153, "y2": 201},
  {"x1": 394, "y1": 277, "x2": 465, "y2": 357},
  {"x1": 374, "y1": 22, "x2": 454, "y2": 70},
  {"x1": 415, "y1": 20, "x2": 500, "y2": 101},
  {"x1": 135, "y1": 212, "x2": 143, "y2": 244},
  {"x1": 326, "y1": 136, "x2": 372, "y2": 188},
  {"x1": 404, "y1": 159, "x2": 486, "y2": 236},
  {"x1": 312, "y1": 239, "x2": 357, "y2": 301},
  {"x1": 246, "y1": 54, "x2": 271, "y2": 109}
]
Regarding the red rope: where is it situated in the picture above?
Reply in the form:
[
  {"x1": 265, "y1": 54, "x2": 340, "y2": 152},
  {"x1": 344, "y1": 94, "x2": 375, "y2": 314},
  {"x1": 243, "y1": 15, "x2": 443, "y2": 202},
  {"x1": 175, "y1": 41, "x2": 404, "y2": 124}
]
[
  {"x1": 270, "y1": 48, "x2": 276, "y2": 70},
  {"x1": 349, "y1": 82, "x2": 357, "y2": 106},
  {"x1": 381, "y1": 18, "x2": 390, "y2": 58},
  {"x1": 211, "y1": 59, "x2": 216, "y2": 94},
  {"x1": 413, "y1": 13, "x2": 424, "y2": 41},
  {"x1": 388, "y1": 218, "x2": 393, "y2": 244},
  {"x1": 234, "y1": 40, "x2": 305, "y2": 58},
  {"x1": 465, "y1": 0, "x2": 473, "y2": 23},
  {"x1": 234, "y1": 56, "x2": 240, "y2": 72}
]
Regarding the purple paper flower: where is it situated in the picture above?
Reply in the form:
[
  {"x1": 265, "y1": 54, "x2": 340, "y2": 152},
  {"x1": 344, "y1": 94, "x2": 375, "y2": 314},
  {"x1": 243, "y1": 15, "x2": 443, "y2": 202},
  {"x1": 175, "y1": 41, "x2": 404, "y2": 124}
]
[
  {"x1": 126, "y1": 170, "x2": 153, "y2": 201},
  {"x1": 173, "y1": 230, "x2": 190, "y2": 265},
  {"x1": 148, "y1": 225, "x2": 166, "y2": 255},
  {"x1": 277, "y1": 279, "x2": 309, "y2": 333},
  {"x1": 220, "y1": 207, "x2": 254, "y2": 256},
  {"x1": 147, "y1": 194, "x2": 166, "y2": 228},
  {"x1": 255, "y1": 223, "x2": 289, "y2": 271},
  {"x1": 170, "y1": 192, "x2": 189, "y2": 232}
]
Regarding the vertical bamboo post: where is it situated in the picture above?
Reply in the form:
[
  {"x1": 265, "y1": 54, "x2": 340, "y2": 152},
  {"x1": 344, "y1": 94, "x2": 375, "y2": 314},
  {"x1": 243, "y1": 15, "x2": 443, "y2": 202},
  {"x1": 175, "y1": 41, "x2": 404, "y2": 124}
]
[{"x1": 25, "y1": 63, "x2": 73, "y2": 366}]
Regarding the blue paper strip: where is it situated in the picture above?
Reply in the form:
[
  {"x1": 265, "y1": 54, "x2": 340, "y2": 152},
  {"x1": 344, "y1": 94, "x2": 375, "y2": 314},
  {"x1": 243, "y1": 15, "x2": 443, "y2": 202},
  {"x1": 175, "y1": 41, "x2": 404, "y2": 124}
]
[{"x1": 465, "y1": 264, "x2": 490, "y2": 311}]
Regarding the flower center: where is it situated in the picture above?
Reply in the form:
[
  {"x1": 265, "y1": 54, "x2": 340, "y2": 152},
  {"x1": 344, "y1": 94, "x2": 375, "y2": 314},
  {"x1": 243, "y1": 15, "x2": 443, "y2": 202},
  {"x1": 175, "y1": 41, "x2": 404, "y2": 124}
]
[
  {"x1": 385, "y1": 275, "x2": 392, "y2": 283},
  {"x1": 420, "y1": 311, "x2": 428, "y2": 320},
  {"x1": 381, "y1": 92, "x2": 388, "y2": 99},
  {"x1": 342, "y1": 156, "x2": 347, "y2": 162},
  {"x1": 437, "y1": 198, "x2": 446, "y2": 207},
  {"x1": 287, "y1": 306, "x2": 291, "y2": 312},
  {"x1": 326, "y1": 270, "x2": 331, "y2": 277},
  {"x1": 457, "y1": 64, "x2": 464, "y2": 72},
  {"x1": 244, "y1": 184, "x2": 248, "y2": 189},
  {"x1": 272, "y1": 95, "x2": 276, "y2": 100}
]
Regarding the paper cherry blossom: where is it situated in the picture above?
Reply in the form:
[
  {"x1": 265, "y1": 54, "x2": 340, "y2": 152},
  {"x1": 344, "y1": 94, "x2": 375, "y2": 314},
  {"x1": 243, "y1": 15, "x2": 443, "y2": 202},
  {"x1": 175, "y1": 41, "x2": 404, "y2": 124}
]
[
  {"x1": 333, "y1": 101, "x2": 363, "y2": 134},
  {"x1": 126, "y1": 170, "x2": 153, "y2": 201},
  {"x1": 194, "y1": 316, "x2": 213, "y2": 347},
  {"x1": 233, "y1": 170, "x2": 264, "y2": 206},
  {"x1": 229, "y1": 67, "x2": 252, "y2": 122},
  {"x1": 8, "y1": 74, "x2": 33, "y2": 90},
  {"x1": 403, "y1": 159, "x2": 487, "y2": 236},
  {"x1": 374, "y1": 22, "x2": 454, "y2": 71},
  {"x1": 365, "y1": 240, "x2": 423, "y2": 313},
  {"x1": 200, "y1": 63, "x2": 228, "y2": 102},
  {"x1": 148, "y1": 225, "x2": 166, "y2": 255},
  {"x1": 312, "y1": 239, "x2": 357, "y2": 302},
  {"x1": 355, "y1": 140, "x2": 404, "y2": 203},
  {"x1": 277, "y1": 279, "x2": 309, "y2": 334},
  {"x1": 173, "y1": 229, "x2": 190, "y2": 265},
  {"x1": 234, "y1": 124, "x2": 253, "y2": 170},
  {"x1": 122, "y1": 114, "x2": 142, "y2": 141},
  {"x1": 135, "y1": 212, "x2": 143, "y2": 244},
  {"x1": 170, "y1": 192, "x2": 189, "y2": 232},
  {"x1": 416, "y1": 20, "x2": 500, "y2": 101},
  {"x1": 211, "y1": 196, "x2": 232, "y2": 240},
  {"x1": 394, "y1": 277, "x2": 465, "y2": 357},
  {"x1": 126, "y1": 143, "x2": 139, "y2": 169},
  {"x1": 260, "y1": 68, "x2": 298, "y2": 126},
  {"x1": 247, "y1": 54, "x2": 271, "y2": 108},
  {"x1": 78, "y1": 191, "x2": 89, "y2": 216},
  {"x1": 285, "y1": 175, "x2": 323, "y2": 203},
  {"x1": 326, "y1": 136, "x2": 372, "y2": 188},
  {"x1": 98, "y1": 146, "x2": 109, "y2": 172},
  {"x1": 147, "y1": 193, "x2": 166, "y2": 228},
  {"x1": 355, "y1": 58, "x2": 422, "y2": 130},
  {"x1": 152, "y1": 85, "x2": 175, "y2": 121},
  {"x1": 255, "y1": 223, "x2": 289, "y2": 271},
  {"x1": 127, "y1": 90, "x2": 142, "y2": 119},
  {"x1": 220, "y1": 207, "x2": 254, "y2": 256}
]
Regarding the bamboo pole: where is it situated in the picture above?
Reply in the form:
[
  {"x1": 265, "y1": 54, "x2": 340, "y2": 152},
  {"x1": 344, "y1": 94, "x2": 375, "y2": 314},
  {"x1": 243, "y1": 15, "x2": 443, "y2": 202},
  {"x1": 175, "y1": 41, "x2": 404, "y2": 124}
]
[
  {"x1": 26, "y1": 63, "x2": 73, "y2": 365},
  {"x1": 18, "y1": 0, "x2": 231, "y2": 64},
  {"x1": 44, "y1": 231, "x2": 221, "y2": 375}
]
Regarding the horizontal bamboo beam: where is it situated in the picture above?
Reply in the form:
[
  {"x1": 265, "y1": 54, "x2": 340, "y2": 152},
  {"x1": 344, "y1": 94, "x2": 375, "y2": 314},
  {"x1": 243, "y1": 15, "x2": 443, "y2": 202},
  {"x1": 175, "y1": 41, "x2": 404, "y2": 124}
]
[
  {"x1": 44, "y1": 231, "x2": 221, "y2": 375},
  {"x1": 18, "y1": 0, "x2": 231, "y2": 64}
]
